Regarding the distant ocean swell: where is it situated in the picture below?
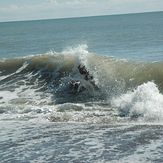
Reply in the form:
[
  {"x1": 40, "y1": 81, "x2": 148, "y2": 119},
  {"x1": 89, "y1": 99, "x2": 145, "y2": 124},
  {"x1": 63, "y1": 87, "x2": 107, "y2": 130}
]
[{"x1": 0, "y1": 45, "x2": 163, "y2": 123}]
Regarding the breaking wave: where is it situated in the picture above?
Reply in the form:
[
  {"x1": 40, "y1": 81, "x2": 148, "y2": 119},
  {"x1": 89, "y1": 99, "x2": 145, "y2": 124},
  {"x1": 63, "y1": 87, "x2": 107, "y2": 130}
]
[
  {"x1": 1, "y1": 44, "x2": 163, "y2": 123},
  {"x1": 112, "y1": 82, "x2": 163, "y2": 122}
]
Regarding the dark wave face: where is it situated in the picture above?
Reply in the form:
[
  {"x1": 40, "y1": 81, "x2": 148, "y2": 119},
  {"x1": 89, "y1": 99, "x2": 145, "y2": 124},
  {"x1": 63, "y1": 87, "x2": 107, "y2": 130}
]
[
  {"x1": 0, "y1": 51, "x2": 102, "y2": 104},
  {"x1": 0, "y1": 46, "x2": 163, "y2": 122}
]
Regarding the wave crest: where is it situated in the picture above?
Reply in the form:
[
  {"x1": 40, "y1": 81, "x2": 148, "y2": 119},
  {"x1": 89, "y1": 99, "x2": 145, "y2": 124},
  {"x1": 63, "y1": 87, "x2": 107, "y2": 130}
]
[
  {"x1": 1, "y1": 45, "x2": 163, "y2": 123},
  {"x1": 112, "y1": 82, "x2": 163, "y2": 121}
]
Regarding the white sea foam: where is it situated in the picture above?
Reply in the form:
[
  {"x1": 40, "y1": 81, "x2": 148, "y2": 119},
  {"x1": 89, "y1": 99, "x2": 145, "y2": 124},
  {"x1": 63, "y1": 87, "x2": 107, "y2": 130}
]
[
  {"x1": 61, "y1": 44, "x2": 89, "y2": 56},
  {"x1": 1, "y1": 45, "x2": 163, "y2": 123},
  {"x1": 15, "y1": 61, "x2": 29, "y2": 73},
  {"x1": 112, "y1": 81, "x2": 163, "y2": 121},
  {"x1": 0, "y1": 91, "x2": 19, "y2": 103}
]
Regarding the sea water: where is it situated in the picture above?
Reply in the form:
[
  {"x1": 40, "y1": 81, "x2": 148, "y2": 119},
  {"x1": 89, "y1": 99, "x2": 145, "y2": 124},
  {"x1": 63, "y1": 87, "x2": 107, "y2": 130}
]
[{"x1": 0, "y1": 11, "x2": 163, "y2": 162}]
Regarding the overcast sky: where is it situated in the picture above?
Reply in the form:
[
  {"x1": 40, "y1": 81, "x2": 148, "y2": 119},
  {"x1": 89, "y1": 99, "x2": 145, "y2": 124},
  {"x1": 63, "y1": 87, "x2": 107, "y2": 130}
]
[{"x1": 0, "y1": 0, "x2": 163, "y2": 22}]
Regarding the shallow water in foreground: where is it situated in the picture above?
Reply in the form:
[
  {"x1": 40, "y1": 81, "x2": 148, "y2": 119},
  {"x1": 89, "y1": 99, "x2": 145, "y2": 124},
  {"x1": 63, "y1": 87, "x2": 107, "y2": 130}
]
[{"x1": 1, "y1": 121, "x2": 163, "y2": 163}]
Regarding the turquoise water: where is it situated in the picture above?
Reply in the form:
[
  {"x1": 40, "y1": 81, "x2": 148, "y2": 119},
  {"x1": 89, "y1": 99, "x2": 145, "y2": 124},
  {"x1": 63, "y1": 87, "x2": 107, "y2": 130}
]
[
  {"x1": 0, "y1": 11, "x2": 163, "y2": 162},
  {"x1": 0, "y1": 11, "x2": 163, "y2": 60}
]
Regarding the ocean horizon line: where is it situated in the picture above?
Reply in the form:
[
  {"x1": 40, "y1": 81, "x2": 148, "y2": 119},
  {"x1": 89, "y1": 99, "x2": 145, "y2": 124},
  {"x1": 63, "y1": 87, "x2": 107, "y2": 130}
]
[{"x1": 1, "y1": 10, "x2": 163, "y2": 24}]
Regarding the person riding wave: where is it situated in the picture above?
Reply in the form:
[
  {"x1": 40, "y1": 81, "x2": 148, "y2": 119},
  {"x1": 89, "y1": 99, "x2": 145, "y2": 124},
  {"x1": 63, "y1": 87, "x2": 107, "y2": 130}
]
[
  {"x1": 78, "y1": 65, "x2": 93, "y2": 81},
  {"x1": 70, "y1": 64, "x2": 98, "y2": 93}
]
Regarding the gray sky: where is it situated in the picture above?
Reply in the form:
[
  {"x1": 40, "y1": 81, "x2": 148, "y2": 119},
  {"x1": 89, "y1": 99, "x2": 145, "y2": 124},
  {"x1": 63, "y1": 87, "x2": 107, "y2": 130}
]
[{"x1": 0, "y1": 0, "x2": 163, "y2": 22}]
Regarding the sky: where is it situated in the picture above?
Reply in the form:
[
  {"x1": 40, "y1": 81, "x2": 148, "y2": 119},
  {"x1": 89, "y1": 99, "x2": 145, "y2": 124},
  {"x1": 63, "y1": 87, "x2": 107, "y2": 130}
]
[{"x1": 0, "y1": 0, "x2": 163, "y2": 22}]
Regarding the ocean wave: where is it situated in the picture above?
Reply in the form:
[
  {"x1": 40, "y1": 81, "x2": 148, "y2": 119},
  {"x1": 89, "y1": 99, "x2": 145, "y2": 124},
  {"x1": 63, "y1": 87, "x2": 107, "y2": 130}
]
[
  {"x1": 112, "y1": 82, "x2": 163, "y2": 122},
  {"x1": 1, "y1": 44, "x2": 163, "y2": 123}
]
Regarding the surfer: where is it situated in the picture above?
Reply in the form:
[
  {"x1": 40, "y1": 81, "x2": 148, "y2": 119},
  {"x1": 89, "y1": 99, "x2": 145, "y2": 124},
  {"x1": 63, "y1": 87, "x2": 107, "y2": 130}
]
[
  {"x1": 69, "y1": 64, "x2": 98, "y2": 94},
  {"x1": 69, "y1": 80, "x2": 85, "y2": 93},
  {"x1": 78, "y1": 65, "x2": 93, "y2": 81},
  {"x1": 78, "y1": 64, "x2": 98, "y2": 88}
]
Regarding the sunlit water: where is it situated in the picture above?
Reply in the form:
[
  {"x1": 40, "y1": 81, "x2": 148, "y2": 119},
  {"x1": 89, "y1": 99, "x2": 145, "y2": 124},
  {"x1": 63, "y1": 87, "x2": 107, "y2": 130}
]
[{"x1": 0, "y1": 11, "x2": 163, "y2": 162}]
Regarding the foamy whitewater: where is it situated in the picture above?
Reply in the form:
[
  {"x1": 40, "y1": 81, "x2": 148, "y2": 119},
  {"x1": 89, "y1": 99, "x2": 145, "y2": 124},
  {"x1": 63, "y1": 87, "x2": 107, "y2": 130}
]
[
  {"x1": 1, "y1": 45, "x2": 163, "y2": 123},
  {"x1": 0, "y1": 12, "x2": 163, "y2": 162}
]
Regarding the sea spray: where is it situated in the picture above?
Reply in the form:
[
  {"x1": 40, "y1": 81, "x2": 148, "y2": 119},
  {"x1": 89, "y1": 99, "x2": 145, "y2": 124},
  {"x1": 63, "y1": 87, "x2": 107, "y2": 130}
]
[
  {"x1": 1, "y1": 45, "x2": 163, "y2": 123},
  {"x1": 112, "y1": 81, "x2": 163, "y2": 121}
]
